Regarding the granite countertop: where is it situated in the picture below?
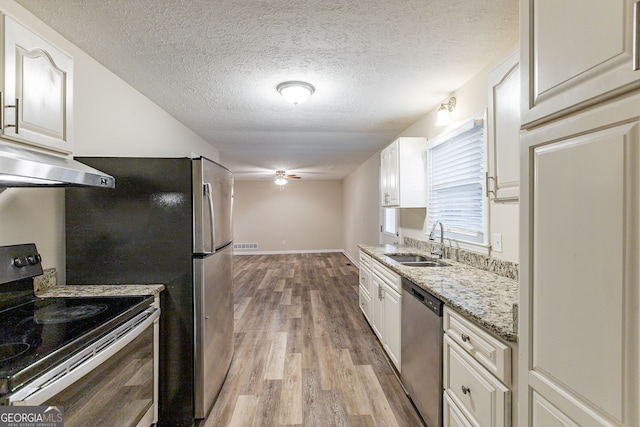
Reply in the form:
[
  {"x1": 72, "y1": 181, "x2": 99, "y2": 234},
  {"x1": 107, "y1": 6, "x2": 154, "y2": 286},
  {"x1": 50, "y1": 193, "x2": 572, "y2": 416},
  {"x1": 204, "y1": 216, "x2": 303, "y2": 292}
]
[
  {"x1": 36, "y1": 284, "x2": 165, "y2": 299},
  {"x1": 360, "y1": 244, "x2": 518, "y2": 342}
]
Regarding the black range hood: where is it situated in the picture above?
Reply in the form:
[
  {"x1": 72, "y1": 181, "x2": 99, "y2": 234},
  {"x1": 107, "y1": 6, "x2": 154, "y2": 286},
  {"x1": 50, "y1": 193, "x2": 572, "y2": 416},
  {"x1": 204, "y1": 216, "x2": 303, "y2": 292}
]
[{"x1": 0, "y1": 142, "x2": 114, "y2": 189}]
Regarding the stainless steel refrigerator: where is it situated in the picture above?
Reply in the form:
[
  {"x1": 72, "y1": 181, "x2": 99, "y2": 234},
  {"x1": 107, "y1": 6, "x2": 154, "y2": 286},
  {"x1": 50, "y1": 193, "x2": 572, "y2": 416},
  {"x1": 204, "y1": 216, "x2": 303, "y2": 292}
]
[{"x1": 65, "y1": 157, "x2": 234, "y2": 427}]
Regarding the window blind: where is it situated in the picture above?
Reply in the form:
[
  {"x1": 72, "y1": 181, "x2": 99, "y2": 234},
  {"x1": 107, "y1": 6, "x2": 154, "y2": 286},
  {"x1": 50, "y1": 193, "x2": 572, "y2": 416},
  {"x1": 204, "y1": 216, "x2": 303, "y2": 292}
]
[{"x1": 428, "y1": 118, "x2": 486, "y2": 244}]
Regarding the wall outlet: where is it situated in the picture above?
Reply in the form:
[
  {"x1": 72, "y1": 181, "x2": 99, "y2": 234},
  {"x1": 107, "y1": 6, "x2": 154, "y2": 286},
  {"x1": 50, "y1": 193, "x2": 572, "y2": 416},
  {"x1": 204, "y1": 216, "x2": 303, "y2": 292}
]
[{"x1": 492, "y1": 233, "x2": 503, "y2": 253}]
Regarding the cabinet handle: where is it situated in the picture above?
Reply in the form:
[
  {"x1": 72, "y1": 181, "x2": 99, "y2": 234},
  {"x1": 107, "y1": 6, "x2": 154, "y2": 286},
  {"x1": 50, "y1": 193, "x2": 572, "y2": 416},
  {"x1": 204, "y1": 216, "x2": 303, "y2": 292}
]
[
  {"x1": 461, "y1": 333, "x2": 470, "y2": 343},
  {"x1": 4, "y1": 98, "x2": 19, "y2": 134},
  {"x1": 461, "y1": 385, "x2": 471, "y2": 395},
  {"x1": 485, "y1": 172, "x2": 496, "y2": 198},
  {"x1": 634, "y1": 1, "x2": 640, "y2": 71},
  {"x1": 378, "y1": 284, "x2": 384, "y2": 300}
]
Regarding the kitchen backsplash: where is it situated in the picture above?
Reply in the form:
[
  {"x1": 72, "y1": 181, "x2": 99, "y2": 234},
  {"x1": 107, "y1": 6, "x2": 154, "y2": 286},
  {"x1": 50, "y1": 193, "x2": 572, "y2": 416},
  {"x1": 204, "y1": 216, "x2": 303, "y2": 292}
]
[
  {"x1": 33, "y1": 268, "x2": 57, "y2": 293},
  {"x1": 404, "y1": 237, "x2": 519, "y2": 281}
]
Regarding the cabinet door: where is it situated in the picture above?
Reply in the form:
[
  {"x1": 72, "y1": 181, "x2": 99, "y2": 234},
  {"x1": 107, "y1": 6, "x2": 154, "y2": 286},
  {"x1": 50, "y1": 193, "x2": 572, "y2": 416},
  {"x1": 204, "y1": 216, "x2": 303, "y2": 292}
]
[
  {"x1": 487, "y1": 51, "x2": 520, "y2": 202},
  {"x1": 358, "y1": 286, "x2": 372, "y2": 323},
  {"x1": 444, "y1": 391, "x2": 477, "y2": 427},
  {"x1": 521, "y1": 0, "x2": 640, "y2": 127},
  {"x1": 381, "y1": 283, "x2": 401, "y2": 371},
  {"x1": 444, "y1": 336, "x2": 510, "y2": 427},
  {"x1": 359, "y1": 264, "x2": 372, "y2": 297},
  {"x1": 520, "y1": 97, "x2": 640, "y2": 426},
  {"x1": 3, "y1": 16, "x2": 74, "y2": 154},
  {"x1": 380, "y1": 140, "x2": 399, "y2": 206},
  {"x1": 371, "y1": 274, "x2": 384, "y2": 340}
]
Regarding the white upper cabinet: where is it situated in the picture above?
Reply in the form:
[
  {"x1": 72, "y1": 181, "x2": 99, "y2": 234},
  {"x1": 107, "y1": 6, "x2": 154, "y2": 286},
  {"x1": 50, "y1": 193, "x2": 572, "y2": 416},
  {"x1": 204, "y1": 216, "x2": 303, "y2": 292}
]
[
  {"x1": 521, "y1": 0, "x2": 640, "y2": 127},
  {"x1": 487, "y1": 50, "x2": 520, "y2": 202},
  {"x1": 380, "y1": 137, "x2": 427, "y2": 208},
  {"x1": 2, "y1": 15, "x2": 74, "y2": 154},
  {"x1": 380, "y1": 140, "x2": 399, "y2": 206}
]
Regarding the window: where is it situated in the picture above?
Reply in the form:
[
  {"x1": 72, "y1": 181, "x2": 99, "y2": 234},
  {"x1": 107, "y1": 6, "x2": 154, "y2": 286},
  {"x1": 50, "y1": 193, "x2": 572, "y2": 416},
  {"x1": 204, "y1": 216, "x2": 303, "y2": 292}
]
[
  {"x1": 427, "y1": 114, "x2": 487, "y2": 246},
  {"x1": 383, "y1": 207, "x2": 397, "y2": 235}
]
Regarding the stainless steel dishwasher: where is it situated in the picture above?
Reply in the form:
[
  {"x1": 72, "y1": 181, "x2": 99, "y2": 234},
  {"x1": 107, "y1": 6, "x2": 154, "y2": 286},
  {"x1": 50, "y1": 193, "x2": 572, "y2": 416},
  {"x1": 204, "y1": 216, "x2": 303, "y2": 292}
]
[{"x1": 401, "y1": 277, "x2": 443, "y2": 427}]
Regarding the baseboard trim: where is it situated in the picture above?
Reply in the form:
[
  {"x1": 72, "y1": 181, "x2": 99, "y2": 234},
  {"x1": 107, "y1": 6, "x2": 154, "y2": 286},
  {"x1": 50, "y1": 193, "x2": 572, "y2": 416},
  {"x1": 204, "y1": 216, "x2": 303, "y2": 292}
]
[{"x1": 233, "y1": 249, "x2": 345, "y2": 256}]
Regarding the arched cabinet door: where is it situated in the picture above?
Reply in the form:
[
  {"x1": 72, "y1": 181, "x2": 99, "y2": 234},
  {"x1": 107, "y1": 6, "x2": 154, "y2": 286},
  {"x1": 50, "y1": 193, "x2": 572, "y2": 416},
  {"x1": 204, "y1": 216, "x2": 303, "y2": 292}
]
[{"x1": 3, "y1": 15, "x2": 73, "y2": 154}]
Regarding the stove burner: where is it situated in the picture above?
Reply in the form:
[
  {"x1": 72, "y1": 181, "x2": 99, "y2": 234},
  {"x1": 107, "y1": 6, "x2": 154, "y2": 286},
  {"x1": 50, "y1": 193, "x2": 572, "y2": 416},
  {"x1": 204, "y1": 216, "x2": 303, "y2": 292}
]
[
  {"x1": 0, "y1": 343, "x2": 30, "y2": 363},
  {"x1": 34, "y1": 304, "x2": 108, "y2": 324}
]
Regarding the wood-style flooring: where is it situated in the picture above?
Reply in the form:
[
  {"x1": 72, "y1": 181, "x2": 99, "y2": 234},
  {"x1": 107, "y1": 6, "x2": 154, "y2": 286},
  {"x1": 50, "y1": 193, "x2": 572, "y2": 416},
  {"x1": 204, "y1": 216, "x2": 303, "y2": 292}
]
[{"x1": 203, "y1": 252, "x2": 423, "y2": 427}]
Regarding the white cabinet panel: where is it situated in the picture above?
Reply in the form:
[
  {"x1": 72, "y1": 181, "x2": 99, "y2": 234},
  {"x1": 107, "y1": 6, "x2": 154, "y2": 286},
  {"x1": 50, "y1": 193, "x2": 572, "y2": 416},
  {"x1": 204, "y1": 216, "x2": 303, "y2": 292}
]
[
  {"x1": 361, "y1": 253, "x2": 402, "y2": 372},
  {"x1": 371, "y1": 273, "x2": 384, "y2": 341},
  {"x1": 531, "y1": 391, "x2": 579, "y2": 427},
  {"x1": 3, "y1": 15, "x2": 74, "y2": 153},
  {"x1": 358, "y1": 286, "x2": 372, "y2": 323},
  {"x1": 444, "y1": 306, "x2": 511, "y2": 384},
  {"x1": 487, "y1": 50, "x2": 520, "y2": 201},
  {"x1": 444, "y1": 336, "x2": 510, "y2": 427},
  {"x1": 521, "y1": 0, "x2": 640, "y2": 127},
  {"x1": 380, "y1": 137, "x2": 427, "y2": 207},
  {"x1": 520, "y1": 97, "x2": 640, "y2": 427},
  {"x1": 381, "y1": 281, "x2": 401, "y2": 370},
  {"x1": 444, "y1": 390, "x2": 477, "y2": 427}
]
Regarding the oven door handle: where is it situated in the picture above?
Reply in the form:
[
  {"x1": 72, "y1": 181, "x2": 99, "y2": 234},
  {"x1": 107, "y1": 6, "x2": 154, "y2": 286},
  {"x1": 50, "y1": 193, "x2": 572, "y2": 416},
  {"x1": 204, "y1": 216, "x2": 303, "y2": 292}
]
[{"x1": 8, "y1": 307, "x2": 160, "y2": 406}]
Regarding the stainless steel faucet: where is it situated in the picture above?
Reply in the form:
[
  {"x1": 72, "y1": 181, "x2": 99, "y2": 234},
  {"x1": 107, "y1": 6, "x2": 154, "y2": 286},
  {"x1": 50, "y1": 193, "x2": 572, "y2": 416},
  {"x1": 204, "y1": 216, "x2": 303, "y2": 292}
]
[{"x1": 428, "y1": 221, "x2": 445, "y2": 258}]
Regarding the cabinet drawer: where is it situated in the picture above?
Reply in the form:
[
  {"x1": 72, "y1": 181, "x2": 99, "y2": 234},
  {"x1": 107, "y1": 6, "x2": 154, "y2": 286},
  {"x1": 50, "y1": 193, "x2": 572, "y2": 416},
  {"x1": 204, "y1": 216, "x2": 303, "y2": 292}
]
[
  {"x1": 444, "y1": 335, "x2": 510, "y2": 427},
  {"x1": 358, "y1": 286, "x2": 372, "y2": 323},
  {"x1": 359, "y1": 251, "x2": 372, "y2": 268},
  {"x1": 444, "y1": 306, "x2": 511, "y2": 384},
  {"x1": 444, "y1": 390, "x2": 477, "y2": 427},
  {"x1": 372, "y1": 259, "x2": 400, "y2": 293},
  {"x1": 359, "y1": 265, "x2": 372, "y2": 297}
]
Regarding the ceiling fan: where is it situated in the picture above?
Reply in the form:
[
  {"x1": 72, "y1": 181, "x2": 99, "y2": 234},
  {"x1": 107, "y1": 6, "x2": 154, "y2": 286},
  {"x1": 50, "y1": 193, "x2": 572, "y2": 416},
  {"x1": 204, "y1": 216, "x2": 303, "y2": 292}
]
[{"x1": 274, "y1": 170, "x2": 301, "y2": 185}]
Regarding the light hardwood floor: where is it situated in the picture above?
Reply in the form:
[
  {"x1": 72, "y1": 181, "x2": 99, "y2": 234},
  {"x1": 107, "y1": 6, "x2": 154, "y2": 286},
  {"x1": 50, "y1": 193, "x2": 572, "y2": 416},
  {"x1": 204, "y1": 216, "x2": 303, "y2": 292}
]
[{"x1": 203, "y1": 252, "x2": 424, "y2": 427}]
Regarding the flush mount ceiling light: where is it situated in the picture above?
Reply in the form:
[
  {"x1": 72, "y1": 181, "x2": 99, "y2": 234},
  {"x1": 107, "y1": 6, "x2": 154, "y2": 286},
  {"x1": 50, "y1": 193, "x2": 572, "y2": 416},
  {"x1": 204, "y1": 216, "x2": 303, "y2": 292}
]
[
  {"x1": 277, "y1": 81, "x2": 315, "y2": 105},
  {"x1": 435, "y1": 97, "x2": 457, "y2": 126}
]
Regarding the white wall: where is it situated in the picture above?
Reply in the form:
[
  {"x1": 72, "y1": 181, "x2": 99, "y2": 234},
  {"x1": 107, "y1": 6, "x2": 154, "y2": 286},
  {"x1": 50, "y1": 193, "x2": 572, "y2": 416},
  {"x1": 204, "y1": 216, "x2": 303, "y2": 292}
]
[
  {"x1": 343, "y1": 44, "x2": 520, "y2": 264},
  {"x1": 395, "y1": 45, "x2": 519, "y2": 263},
  {"x1": 342, "y1": 154, "x2": 380, "y2": 262},
  {"x1": 0, "y1": 0, "x2": 219, "y2": 282},
  {"x1": 233, "y1": 179, "x2": 343, "y2": 253}
]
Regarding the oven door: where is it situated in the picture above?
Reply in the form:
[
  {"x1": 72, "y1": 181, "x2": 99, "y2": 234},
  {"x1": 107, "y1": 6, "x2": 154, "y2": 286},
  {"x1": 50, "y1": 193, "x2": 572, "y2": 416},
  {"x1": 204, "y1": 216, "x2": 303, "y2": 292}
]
[{"x1": 8, "y1": 307, "x2": 159, "y2": 427}]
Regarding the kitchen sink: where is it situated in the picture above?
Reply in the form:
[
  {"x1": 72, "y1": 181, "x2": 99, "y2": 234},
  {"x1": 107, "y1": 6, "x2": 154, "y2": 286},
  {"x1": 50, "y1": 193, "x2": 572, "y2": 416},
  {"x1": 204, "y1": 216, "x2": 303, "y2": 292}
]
[{"x1": 385, "y1": 254, "x2": 449, "y2": 267}]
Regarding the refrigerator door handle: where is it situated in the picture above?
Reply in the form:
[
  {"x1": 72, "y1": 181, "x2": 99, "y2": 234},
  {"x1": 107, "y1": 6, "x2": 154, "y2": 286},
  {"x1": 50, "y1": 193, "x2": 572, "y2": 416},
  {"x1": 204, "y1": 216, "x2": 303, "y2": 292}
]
[{"x1": 204, "y1": 182, "x2": 216, "y2": 253}]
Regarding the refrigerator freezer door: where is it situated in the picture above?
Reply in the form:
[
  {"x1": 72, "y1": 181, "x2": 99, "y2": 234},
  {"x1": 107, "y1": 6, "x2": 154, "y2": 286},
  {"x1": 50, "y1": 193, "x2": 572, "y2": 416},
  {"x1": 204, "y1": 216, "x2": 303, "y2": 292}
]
[
  {"x1": 193, "y1": 243, "x2": 234, "y2": 419},
  {"x1": 193, "y1": 158, "x2": 233, "y2": 254}
]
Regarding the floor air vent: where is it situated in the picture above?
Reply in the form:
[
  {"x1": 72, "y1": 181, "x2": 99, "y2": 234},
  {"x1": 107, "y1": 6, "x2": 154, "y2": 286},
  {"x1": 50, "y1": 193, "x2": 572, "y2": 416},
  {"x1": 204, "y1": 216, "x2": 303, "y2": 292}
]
[{"x1": 233, "y1": 243, "x2": 258, "y2": 250}]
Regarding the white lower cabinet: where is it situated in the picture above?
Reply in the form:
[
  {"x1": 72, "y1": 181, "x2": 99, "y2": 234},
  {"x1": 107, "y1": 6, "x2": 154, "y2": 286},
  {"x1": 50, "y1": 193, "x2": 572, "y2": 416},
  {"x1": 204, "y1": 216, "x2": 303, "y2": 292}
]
[
  {"x1": 444, "y1": 390, "x2": 476, "y2": 427},
  {"x1": 380, "y1": 280, "x2": 401, "y2": 369},
  {"x1": 358, "y1": 285, "x2": 372, "y2": 323},
  {"x1": 371, "y1": 270, "x2": 402, "y2": 370},
  {"x1": 358, "y1": 254, "x2": 373, "y2": 322},
  {"x1": 444, "y1": 307, "x2": 514, "y2": 427},
  {"x1": 358, "y1": 251, "x2": 401, "y2": 371}
]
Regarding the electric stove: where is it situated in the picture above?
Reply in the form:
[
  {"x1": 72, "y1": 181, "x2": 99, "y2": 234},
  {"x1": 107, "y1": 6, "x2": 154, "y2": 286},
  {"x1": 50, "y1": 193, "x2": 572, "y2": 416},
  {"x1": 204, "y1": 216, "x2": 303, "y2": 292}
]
[{"x1": 0, "y1": 243, "x2": 153, "y2": 397}]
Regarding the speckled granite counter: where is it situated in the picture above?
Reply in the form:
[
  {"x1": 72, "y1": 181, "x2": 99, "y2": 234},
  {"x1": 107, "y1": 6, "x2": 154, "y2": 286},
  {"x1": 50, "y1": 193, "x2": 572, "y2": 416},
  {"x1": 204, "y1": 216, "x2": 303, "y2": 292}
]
[
  {"x1": 359, "y1": 244, "x2": 518, "y2": 342},
  {"x1": 36, "y1": 284, "x2": 165, "y2": 298}
]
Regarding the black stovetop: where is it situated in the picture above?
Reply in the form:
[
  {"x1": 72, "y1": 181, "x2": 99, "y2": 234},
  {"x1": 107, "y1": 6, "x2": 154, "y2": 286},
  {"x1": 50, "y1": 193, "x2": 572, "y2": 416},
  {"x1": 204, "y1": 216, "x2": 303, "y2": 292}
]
[
  {"x1": 0, "y1": 243, "x2": 153, "y2": 396},
  {"x1": 0, "y1": 294, "x2": 152, "y2": 396}
]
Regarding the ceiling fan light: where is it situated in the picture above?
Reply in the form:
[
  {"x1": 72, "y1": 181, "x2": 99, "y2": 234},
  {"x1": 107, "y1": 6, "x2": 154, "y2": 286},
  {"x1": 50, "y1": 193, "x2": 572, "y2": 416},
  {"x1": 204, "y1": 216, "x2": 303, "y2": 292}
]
[
  {"x1": 277, "y1": 81, "x2": 315, "y2": 105},
  {"x1": 275, "y1": 177, "x2": 288, "y2": 185}
]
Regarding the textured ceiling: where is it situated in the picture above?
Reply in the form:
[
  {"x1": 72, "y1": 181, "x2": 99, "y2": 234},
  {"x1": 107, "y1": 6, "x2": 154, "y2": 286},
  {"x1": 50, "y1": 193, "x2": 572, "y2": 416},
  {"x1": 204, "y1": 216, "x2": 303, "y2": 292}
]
[{"x1": 15, "y1": 0, "x2": 518, "y2": 180}]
